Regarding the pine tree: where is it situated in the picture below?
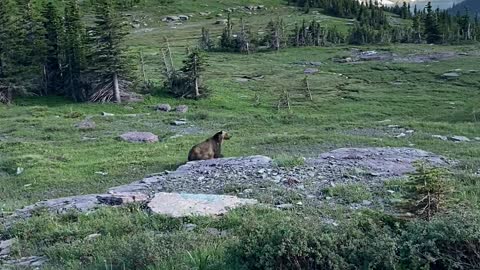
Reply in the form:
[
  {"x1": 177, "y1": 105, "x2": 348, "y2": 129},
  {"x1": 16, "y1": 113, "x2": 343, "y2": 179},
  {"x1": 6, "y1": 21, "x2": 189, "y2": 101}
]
[
  {"x1": 0, "y1": 0, "x2": 22, "y2": 103},
  {"x1": 64, "y1": 0, "x2": 86, "y2": 101},
  {"x1": 18, "y1": 0, "x2": 47, "y2": 68},
  {"x1": 181, "y1": 49, "x2": 206, "y2": 99},
  {"x1": 42, "y1": 1, "x2": 63, "y2": 95},
  {"x1": 220, "y1": 13, "x2": 233, "y2": 50},
  {"x1": 199, "y1": 27, "x2": 214, "y2": 51},
  {"x1": 90, "y1": 0, "x2": 130, "y2": 103},
  {"x1": 424, "y1": 2, "x2": 442, "y2": 44}
]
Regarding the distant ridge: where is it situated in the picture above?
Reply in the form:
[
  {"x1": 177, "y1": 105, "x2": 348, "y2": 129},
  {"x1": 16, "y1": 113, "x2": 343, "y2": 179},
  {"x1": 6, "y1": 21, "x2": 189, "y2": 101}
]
[{"x1": 449, "y1": 0, "x2": 480, "y2": 15}]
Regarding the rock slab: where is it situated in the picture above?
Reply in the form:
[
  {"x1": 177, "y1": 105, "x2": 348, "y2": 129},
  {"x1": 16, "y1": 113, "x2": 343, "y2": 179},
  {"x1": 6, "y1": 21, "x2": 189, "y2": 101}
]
[
  {"x1": 119, "y1": 132, "x2": 158, "y2": 143},
  {"x1": 148, "y1": 192, "x2": 257, "y2": 217}
]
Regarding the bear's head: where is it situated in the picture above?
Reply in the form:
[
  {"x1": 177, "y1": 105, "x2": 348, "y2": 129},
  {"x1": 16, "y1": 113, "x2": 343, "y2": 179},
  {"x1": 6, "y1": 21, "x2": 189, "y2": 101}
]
[{"x1": 214, "y1": 131, "x2": 231, "y2": 142}]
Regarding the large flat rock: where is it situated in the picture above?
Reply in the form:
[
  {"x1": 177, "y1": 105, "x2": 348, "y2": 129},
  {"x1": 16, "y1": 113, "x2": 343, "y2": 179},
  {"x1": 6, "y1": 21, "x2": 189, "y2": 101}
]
[
  {"x1": 2, "y1": 148, "x2": 450, "y2": 228},
  {"x1": 147, "y1": 192, "x2": 257, "y2": 217}
]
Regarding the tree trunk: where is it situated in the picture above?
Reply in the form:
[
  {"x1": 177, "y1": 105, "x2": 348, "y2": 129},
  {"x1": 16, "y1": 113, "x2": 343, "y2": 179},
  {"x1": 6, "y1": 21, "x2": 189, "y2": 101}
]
[
  {"x1": 194, "y1": 77, "x2": 199, "y2": 98},
  {"x1": 113, "y1": 72, "x2": 121, "y2": 103}
]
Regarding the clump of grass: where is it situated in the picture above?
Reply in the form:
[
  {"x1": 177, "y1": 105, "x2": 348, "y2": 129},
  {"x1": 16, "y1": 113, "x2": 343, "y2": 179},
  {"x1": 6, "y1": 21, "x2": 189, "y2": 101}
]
[
  {"x1": 324, "y1": 183, "x2": 372, "y2": 204},
  {"x1": 273, "y1": 155, "x2": 305, "y2": 168}
]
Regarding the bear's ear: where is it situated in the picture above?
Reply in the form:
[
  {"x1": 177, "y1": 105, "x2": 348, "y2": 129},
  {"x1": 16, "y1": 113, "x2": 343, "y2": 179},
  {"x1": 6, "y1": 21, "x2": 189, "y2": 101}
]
[{"x1": 213, "y1": 131, "x2": 223, "y2": 140}]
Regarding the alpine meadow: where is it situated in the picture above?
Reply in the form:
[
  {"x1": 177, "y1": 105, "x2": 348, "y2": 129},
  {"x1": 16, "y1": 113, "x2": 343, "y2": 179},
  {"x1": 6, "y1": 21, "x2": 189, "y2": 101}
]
[{"x1": 1, "y1": 0, "x2": 480, "y2": 269}]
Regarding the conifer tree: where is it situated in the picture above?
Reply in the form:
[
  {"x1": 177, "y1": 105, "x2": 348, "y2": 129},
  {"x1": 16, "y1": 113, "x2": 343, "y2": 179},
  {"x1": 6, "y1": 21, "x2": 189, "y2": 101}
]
[
  {"x1": 424, "y1": 2, "x2": 442, "y2": 44},
  {"x1": 181, "y1": 49, "x2": 206, "y2": 98},
  {"x1": 90, "y1": 0, "x2": 130, "y2": 103},
  {"x1": 64, "y1": 0, "x2": 87, "y2": 101},
  {"x1": 199, "y1": 27, "x2": 214, "y2": 51},
  {"x1": 0, "y1": 0, "x2": 22, "y2": 102},
  {"x1": 42, "y1": 1, "x2": 63, "y2": 95}
]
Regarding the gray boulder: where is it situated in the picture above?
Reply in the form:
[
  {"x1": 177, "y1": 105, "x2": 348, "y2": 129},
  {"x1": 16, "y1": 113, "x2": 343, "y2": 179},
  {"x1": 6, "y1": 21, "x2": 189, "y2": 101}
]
[
  {"x1": 75, "y1": 118, "x2": 96, "y2": 130},
  {"x1": 155, "y1": 104, "x2": 171, "y2": 112},
  {"x1": 119, "y1": 132, "x2": 159, "y2": 143},
  {"x1": 175, "y1": 105, "x2": 189, "y2": 113},
  {"x1": 147, "y1": 192, "x2": 257, "y2": 217}
]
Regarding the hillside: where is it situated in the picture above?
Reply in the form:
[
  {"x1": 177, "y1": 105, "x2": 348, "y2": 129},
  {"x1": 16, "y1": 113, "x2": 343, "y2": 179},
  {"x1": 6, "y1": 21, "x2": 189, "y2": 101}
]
[
  {"x1": 1, "y1": 0, "x2": 480, "y2": 269},
  {"x1": 449, "y1": 0, "x2": 480, "y2": 14}
]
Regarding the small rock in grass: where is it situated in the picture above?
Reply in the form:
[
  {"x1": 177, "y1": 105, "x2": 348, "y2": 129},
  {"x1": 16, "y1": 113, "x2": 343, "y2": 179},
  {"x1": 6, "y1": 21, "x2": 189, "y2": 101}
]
[
  {"x1": 475, "y1": 137, "x2": 480, "y2": 141},
  {"x1": 183, "y1": 223, "x2": 197, "y2": 231},
  {"x1": 175, "y1": 105, "x2": 189, "y2": 113},
  {"x1": 16, "y1": 167, "x2": 24, "y2": 175},
  {"x1": 101, "y1": 112, "x2": 114, "y2": 116},
  {"x1": 119, "y1": 132, "x2": 159, "y2": 143},
  {"x1": 276, "y1": 203, "x2": 294, "y2": 209},
  {"x1": 432, "y1": 135, "x2": 448, "y2": 141},
  {"x1": 304, "y1": 68, "x2": 319, "y2": 74},
  {"x1": 84, "y1": 233, "x2": 101, "y2": 241},
  {"x1": 395, "y1": 133, "x2": 406, "y2": 138},
  {"x1": 449, "y1": 136, "x2": 470, "y2": 142},
  {"x1": 441, "y1": 72, "x2": 460, "y2": 79},
  {"x1": 155, "y1": 104, "x2": 171, "y2": 112},
  {"x1": 171, "y1": 119, "x2": 187, "y2": 126},
  {"x1": 75, "y1": 118, "x2": 96, "y2": 130}
]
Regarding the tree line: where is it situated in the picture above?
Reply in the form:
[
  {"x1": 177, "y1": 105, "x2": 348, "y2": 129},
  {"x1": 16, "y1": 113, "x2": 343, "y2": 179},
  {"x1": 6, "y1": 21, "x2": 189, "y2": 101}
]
[
  {"x1": 0, "y1": 0, "x2": 132, "y2": 103},
  {"x1": 290, "y1": 1, "x2": 480, "y2": 45}
]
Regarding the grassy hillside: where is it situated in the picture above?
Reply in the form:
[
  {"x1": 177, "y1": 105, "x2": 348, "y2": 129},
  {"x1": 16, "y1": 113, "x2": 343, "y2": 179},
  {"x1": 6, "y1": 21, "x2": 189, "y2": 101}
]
[{"x1": 1, "y1": 0, "x2": 480, "y2": 269}]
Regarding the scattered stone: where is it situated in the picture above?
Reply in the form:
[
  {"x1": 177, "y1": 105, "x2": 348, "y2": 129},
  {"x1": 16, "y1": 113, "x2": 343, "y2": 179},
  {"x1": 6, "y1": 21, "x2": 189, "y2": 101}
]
[
  {"x1": 215, "y1": 19, "x2": 228, "y2": 25},
  {"x1": 4, "y1": 256, "x2": 47, "y2": 268},
  {"x1": 235, "y1": 78, "x2": 250, "y2": 83},
  {"x1": 216, "y1": 13, "x2": 223, "y2": 17},
  {"x1": 304, "y1": 68, "x2": 319, "y2": 74},
  {"x1": 75, "y1": 118, "x2": 96, "y2": 130},
  {"x1": 449, "y1": 136, "x2": 471, "y2": 142},
  {"x1": 395, "y1": 133, "x2": 406, "y2": 138},
  {"x1": 405, "y1": 130, "x2": 415, "y2": 134},
  {"x1": 95, "y1": 171, "x2": 108, "y2": 176},
  {"x1": 432, "y1": 135, "x2": 448, "y2": 141},
  {"x1": 276, "y1": 203, "x2": 294, "y2": 209},
  {"x1": 155, "y1": 104, "x2": 171, "y2": 112},
  {"x1": 84, "y1": 233, "x2": 101, "y2": 241},
  {"x1": 175, "y1": 105, "x2": 189, "y2": 113},
  {"x1": 387, "y1": 190, "x2": 395, "y2": 194},
  {"x1": 101, "y1": 112, "x2": 114, "y2": 116},
  {"x1": 441, "y1": 72, "x2": 461, "y2": 79},
  {"x1": 199, "y1": 12, "x2": 211, "y2": 16},
  {"x1": 119, "y1": 132, "x2": 159, "y2": 143},
  {"x1": 162, "y1": 15, "x2": 180, "y2": 22},
  {"x1": 362, "y1": 200, "x2": 372, "y2": 206},
  {"x1": 96, "y1": 192, "x2": 149, "y2": 205},
  {"x1": 16, "y1": 167, "x2": 24, "y2": 175},
  {"x1": 184, "y1": 223, "x2": 197, "y2": 231},
  {"x1": 475, "y1": 137, "x2": 480, "y2": 141},
  {"x1": 171, "y1": 119, "x2": 187, "y2": 126},
  {"x1": 147, "y1": 192, "x2": 257, "y2": 217},
  {"x1": 178, "y1": 15, "x2": 189, "y2": 21},
  {"x1": 0, "y1": 239, "x2": 15, "y2": 257}
]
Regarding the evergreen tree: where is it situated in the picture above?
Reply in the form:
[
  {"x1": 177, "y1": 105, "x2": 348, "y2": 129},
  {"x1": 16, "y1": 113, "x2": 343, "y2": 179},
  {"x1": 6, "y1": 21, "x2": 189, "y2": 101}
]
[
  {"x1": 181, "y1": 49, "x2": 206, "y2": 99},
  {"x1": 220, "y1": 13, "x2": 233, "y2": 50},
  {"x1": 424, "y1": 2, "x2": 442, "y2": 44},
  {"x1": 0, "y1": 0, "x2": 22, "y2": 102},
  {"x1": 18, "y1": 0, "x2": 47, "y2": 68},
  {"x1": 42, "y1": 1, "x2": 63, "y2": 95},
  {"x1": 64, "y1": 0, "x2": 87, "y2": 101},
  {"x1": 90, "y1": 0, "x2": 130, "y2": 103},
  {"x1": 199, "y1": 27, "x2": 214, "y2": 51}
]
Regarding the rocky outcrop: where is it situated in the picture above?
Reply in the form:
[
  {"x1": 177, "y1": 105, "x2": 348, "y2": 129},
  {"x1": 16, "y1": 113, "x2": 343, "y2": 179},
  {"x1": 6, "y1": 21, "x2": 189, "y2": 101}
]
[{"x1": 1, "y1": 148, "x2": 451, "y2": 229}]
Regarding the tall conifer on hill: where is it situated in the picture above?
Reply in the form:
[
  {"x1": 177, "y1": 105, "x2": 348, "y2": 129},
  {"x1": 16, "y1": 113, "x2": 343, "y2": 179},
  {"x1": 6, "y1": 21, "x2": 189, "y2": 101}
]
[
  {"x1": 64, "y1": 0, "x2": 87, "y2": 101},
  {"x1": 0, "y1": 0, "x2": 22, "y2": 103},
  {"x1": 89, "y1": 0, "x2": 130, "y2": 103},
  {"x1": 42, "y1": 1, "x2": 63, "y2": 95}
]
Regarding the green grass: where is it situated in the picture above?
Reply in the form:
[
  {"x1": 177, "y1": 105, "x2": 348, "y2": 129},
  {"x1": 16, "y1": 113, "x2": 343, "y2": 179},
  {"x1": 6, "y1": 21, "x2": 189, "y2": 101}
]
[{"x1": 1, "y1": 0, "x2": 480, "y2": 268}]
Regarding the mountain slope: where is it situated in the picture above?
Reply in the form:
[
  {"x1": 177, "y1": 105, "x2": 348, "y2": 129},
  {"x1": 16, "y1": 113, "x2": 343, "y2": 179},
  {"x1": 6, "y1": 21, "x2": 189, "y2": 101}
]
[{"x1": 449, "y1": 0, "x2": 480, "y2": 15}]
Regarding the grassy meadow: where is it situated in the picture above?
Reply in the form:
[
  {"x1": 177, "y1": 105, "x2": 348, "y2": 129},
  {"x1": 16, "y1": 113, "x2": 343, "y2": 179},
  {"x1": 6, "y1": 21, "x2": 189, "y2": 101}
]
[{"x1": 1, "y1": 0, "x2": 480, "y2": 269}]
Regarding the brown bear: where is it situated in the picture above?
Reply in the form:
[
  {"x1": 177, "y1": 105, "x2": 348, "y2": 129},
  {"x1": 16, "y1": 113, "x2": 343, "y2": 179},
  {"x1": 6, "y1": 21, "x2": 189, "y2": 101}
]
[{"x1": 188, "y1": 131, "x2": 231, "y2": 161}]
